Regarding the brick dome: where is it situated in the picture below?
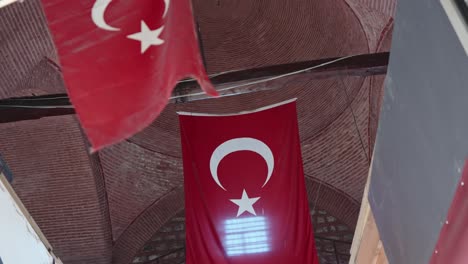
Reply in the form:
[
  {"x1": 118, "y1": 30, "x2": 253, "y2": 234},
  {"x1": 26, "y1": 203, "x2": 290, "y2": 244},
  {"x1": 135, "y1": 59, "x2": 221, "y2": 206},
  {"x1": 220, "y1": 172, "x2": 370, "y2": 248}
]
[{"x1": 0, "y1": 0, "x2": 396, "y2": 263}]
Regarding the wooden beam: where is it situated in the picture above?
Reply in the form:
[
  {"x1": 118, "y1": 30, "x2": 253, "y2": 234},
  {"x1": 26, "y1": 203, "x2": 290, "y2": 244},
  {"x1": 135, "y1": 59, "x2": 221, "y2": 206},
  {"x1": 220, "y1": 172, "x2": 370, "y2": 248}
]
[
  {"x1": 352, "y1": 211, "x2": 388, "y2": 264},
  {"x1": 0, "y1": 106, "x2": 75, "y2": 124},
  {"x1": 0, "y1": 52, "x2": 389, "y2": 123},
  {"x1": 349, "y1": 157, "x2": 389, "y2": 264},
  {"x1": 211, "y1": 52, "x2": 388, "y2": 84}
]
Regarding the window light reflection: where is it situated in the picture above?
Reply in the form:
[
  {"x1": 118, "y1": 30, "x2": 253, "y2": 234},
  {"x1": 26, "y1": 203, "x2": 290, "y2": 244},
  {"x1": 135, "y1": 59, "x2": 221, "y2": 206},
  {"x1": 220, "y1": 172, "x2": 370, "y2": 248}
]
[{"x1": 224, "y1": 216, "x2": 270, "y2": 256}]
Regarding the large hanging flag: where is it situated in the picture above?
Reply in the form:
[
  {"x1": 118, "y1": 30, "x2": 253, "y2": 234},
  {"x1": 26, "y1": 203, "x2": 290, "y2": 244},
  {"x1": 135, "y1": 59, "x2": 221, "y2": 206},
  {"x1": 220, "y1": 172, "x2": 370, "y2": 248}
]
[
  {"x1": 179, "y1": 99, "x2": 319, "y2": 264},
  {"x1": 40, "y1": 0, "x2": 217, "y2": 151}
]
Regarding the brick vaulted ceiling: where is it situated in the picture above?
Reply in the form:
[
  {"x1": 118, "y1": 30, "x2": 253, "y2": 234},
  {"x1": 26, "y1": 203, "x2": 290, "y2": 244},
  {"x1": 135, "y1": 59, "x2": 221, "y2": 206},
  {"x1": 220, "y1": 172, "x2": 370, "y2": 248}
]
[{"x1": 0, "y1": 0, "x2": 395, "y2": 263}]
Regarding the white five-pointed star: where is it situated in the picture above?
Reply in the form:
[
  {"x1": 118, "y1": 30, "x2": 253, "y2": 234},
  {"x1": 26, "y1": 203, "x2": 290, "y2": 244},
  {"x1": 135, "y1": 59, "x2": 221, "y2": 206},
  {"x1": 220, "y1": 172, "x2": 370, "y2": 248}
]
[
  {"x1": 127, "y1": 21, "x2": 164, "y2": 54},
  {"x1": 230, "y1": 189, "x2": 260, "y2": 217}
]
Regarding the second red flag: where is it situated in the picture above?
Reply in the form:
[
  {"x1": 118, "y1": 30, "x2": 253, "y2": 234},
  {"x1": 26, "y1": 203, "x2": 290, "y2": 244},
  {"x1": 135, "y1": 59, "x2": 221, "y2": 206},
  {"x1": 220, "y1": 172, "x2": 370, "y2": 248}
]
[{"x1": 179, "y1": 100, "x2": 319, "y2": 264}]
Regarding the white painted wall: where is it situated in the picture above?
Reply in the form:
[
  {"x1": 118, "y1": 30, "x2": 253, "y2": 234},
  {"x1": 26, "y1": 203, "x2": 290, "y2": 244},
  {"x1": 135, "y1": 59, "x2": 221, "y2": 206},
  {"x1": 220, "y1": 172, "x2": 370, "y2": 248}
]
[
  {"x1": 0, "y1": 0, "x2": 19, "y2": 9},
  {"x1": 0, "y1": 177, "x2": 54, "y2": 264}
]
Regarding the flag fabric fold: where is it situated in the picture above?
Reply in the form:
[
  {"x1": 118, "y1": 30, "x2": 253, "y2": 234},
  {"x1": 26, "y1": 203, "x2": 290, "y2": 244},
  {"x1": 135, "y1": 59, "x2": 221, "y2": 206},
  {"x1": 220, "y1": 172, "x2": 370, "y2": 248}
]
[
  {"x1": 40, "y1": 0, "x2": 217, "y2": 151},
  {"x1": 179, "y1": 99, "x2": 319, "y2": 264}
]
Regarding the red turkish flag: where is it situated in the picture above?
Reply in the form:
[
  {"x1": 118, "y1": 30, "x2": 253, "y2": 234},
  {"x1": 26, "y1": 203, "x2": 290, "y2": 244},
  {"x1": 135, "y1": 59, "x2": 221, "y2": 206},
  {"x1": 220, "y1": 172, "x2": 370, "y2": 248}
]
[
  {"x1": 40, "y1": 0, "x2": 217, "y2": 151},
  {"x1": 179, "y1": 100, "x2": 319, "y2": 264}
]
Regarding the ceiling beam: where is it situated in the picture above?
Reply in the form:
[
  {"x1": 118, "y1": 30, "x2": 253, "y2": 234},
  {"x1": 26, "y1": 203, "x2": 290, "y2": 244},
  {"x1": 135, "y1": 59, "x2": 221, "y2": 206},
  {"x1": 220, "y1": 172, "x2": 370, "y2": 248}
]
[
  {"x1": 173, "y1": 52, "x2": 388, "y2": 102},
  {"x1": 0, "y1": 52, "x2": 389, "y2": 123}
]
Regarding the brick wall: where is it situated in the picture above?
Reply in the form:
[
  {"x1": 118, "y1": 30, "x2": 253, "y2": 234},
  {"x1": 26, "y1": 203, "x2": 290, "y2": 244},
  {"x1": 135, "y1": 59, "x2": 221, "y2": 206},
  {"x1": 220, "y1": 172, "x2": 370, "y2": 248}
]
[
  {"x1": 112, "y1": 176, "x2": 359, "y2": 264},
  {"x1": 0, "y1": 116, "x2": 112, "y2": 264},
  {"x1": 302, "y1": 77, "x2": 371, "y2": 201},
  {"x1": 132, "y1": 211, "x2": 186, "y2": 264},
  {"x1": 98, "y1": 140, "x2": 183, "y2": 241},
  {"x1": 311, "y1": 207, "x2": 354, "y2": 264},
  {"x1": 131, "y1": 205, "x2": 355, "y2": 264},
  {"x1": 113, "y1": 187, "x2": 184, "y2": 264},
  {"x1": 359, "y1": 0, "x2": 397, "y2": 17},
  {"x1": 306, "y1": 178, "x2": 360, "y2": 229},
  {"x1": 0, "y1": 0, "x2": 61, "y2": 99},
  {"x1": 0, "y1": 1, "x2": 392, "y2": 263},
  {"x1": 87, "y1": 149, "x2": 114, "y2": 251},
  {"x1": 192, "y1": 0, "x2": 368, "y2": 74}
]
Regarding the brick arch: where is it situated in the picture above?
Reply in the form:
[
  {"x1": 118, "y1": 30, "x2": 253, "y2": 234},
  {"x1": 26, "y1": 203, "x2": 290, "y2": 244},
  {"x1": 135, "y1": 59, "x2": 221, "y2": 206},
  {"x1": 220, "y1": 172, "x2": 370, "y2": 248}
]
[
  {"x1": 114, "y1": 177, "x2": 359, "y2": 264},
  {"x1": 112, "y1": 186, "x2": 185, "y2": 264},
  {"x1": 376, "y1": 18, "x2": 394, "y2": 52},
  {"x1": 0, "y1": 116, "x2": 113, "y2": 263},
  {"x1": 305, "y1": 177, "x2": 360, "y2": 228}
]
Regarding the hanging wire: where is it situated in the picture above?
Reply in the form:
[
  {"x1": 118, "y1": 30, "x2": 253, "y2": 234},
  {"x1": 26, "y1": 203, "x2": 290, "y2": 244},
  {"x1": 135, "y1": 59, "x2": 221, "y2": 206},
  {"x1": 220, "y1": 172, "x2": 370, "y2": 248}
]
[
  {"x1": 0, "y1": 54, "x2": 356, "y2": 108},
  {"x1": 170, "y1": 55, "x2": 355, "y2": 100}
]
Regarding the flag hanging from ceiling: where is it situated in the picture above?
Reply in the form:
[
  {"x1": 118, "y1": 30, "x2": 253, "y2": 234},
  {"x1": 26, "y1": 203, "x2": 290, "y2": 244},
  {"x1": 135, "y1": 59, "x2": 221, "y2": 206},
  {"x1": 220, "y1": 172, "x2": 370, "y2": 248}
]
[
  {"x1": 179, "y1": 99, "x2": 319, "y2": 264},
  {"x1": 40, "y1": 0, "x2": 217, "y2": 151}
]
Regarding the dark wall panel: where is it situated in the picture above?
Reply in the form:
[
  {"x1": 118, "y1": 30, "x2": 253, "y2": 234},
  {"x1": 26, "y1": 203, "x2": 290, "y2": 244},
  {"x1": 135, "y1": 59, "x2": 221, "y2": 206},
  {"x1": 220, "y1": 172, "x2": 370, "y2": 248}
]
[{"x1": 369, "y1": 0, "x2": 468, "y2": 263}]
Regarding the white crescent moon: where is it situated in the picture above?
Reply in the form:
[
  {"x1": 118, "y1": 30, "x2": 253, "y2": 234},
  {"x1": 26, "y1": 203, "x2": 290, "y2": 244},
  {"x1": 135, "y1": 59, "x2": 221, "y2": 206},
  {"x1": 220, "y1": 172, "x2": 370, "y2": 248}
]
[
  {"x1": 210, "y1": 138, "x2": 274, "y2": 191},
  {"x1": 92, "y1": 0, "x2": 120, "y2": 31}
]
